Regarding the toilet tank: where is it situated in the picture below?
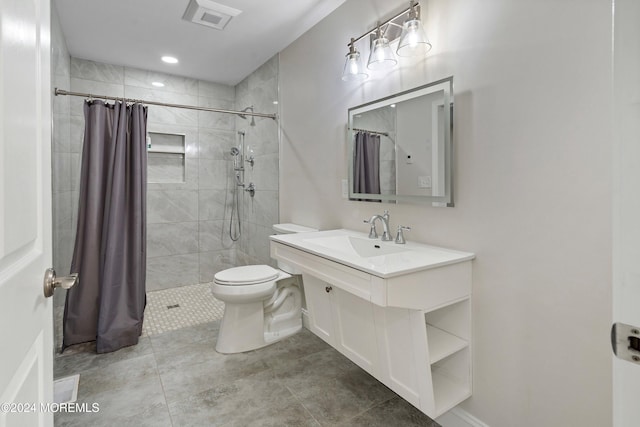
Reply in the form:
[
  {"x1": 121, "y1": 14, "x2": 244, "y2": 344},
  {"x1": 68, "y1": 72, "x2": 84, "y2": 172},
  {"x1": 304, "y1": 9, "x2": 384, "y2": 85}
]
[{"x1": 272, "y1": 223, "x2": 317, "y2": 274}]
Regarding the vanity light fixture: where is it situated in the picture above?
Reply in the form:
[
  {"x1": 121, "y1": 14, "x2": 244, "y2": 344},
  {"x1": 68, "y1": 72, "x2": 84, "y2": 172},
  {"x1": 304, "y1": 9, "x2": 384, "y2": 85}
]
[
  {"x1": 397, "y1": 1, "x2": 431, "y2": 56},
  {"x1": 367, "y1": 23, "x2": 397, "y2": 70},
  {"x1": 342, "y1": 1, "x2": 430, "y2": 82},
  {"x1": 341, "y1": 38, "x2": 368, "y2": 82}
]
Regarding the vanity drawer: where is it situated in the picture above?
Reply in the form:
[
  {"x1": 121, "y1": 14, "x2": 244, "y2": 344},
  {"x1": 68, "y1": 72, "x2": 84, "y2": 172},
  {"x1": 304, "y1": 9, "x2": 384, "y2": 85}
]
[
  {"x1": 271, "y1": 242, "x2": 372, "y2": 300},
  {"x1": 385, "y1": 261, "x2": 472, "y2": 311}
]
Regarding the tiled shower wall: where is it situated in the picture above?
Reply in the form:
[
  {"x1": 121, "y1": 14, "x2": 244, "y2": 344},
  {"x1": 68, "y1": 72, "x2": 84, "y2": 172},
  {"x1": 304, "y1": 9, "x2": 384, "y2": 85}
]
[
  {"x1": 51, "y1": 7, "x2": 72, "y2": 285},
  {"x1": 235, "y1": 56, "x2": 280, "y2": 267},
  {"x1": 51, "y1": 24, "x2": 280, "y2": 293}
]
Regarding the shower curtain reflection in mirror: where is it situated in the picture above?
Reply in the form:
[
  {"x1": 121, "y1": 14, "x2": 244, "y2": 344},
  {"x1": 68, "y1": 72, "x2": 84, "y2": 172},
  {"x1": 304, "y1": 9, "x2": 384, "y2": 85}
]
[
  {"x1": 63, "y1": 100, "x2": 148, "y2": 354},
  {"x1": 353, "y1": 131, "x2": 381, "y2": 200}
]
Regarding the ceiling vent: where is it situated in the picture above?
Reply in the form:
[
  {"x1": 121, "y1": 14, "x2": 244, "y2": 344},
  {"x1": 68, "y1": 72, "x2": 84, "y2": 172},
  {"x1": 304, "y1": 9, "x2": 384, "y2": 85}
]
[{"x1": 182, "y1": 0, "x2": 242, "y2": 31}]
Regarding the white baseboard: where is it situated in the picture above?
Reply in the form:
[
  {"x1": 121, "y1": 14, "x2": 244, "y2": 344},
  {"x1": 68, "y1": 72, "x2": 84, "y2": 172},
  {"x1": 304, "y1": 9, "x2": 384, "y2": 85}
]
[
  {"x1": 436, "y1": 407, "x2": 489, "y2": 427},
  {"x1": 301, "y1": 308, "x2": 310, "y2": 329}
]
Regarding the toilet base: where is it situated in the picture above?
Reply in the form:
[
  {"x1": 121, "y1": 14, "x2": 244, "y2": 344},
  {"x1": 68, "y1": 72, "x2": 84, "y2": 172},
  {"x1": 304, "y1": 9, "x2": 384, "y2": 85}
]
[
  {"x1": 215, "y1": 296, "x2": 303, "y2": 354},
  {"x1": 215, "y1": 301, "x2": 266, "y2": 354}
]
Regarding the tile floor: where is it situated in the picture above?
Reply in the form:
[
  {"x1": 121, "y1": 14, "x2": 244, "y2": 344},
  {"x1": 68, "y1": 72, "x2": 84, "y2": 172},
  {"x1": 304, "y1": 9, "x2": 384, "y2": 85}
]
[{"x1": 53, "y1": 285, "x2": 441, "y2": 427}]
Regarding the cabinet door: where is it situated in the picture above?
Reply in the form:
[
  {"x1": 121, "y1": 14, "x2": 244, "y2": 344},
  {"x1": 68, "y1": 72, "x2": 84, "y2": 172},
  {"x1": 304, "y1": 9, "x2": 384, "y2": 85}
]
[
  {"x1": 303, "y1": 275, "x2": 335, "y2": 345},
  {"x1": 332, "y1": 286, "x2": 378, "y2": 375}
]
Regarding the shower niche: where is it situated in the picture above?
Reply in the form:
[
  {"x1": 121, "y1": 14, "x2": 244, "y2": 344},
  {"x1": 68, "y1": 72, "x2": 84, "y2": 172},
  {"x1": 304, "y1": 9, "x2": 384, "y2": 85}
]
[{"x1": 147, "y1": 132, "x2": 186, "y2": 183}]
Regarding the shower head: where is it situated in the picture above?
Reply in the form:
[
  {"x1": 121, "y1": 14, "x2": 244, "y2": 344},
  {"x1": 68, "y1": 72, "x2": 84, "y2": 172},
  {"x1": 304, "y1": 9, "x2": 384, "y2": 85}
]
[{"x1": 238, "y1": 106, "x2": 256, "y2": 126}]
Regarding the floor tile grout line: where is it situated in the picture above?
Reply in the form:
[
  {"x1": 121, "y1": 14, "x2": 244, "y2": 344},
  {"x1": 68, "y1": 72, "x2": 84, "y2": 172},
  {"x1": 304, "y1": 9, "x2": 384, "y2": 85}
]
[
  {"x1": 282, "y1": 384, "x2": 323, "y2": 426},
  {"x1": 149, "y1": 340, "x2": 176, "y2": 427},
  {"x1": 337, "y1": 394, "x2": 400, "y2": 426}
]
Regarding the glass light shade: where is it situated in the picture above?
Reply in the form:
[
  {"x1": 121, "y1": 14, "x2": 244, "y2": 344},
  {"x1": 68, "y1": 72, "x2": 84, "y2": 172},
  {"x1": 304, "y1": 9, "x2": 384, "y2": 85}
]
[
  {"x1": 367, "y1": 37, "x2": 397, "y2": 70},
  {"x1": 397, "y1": 18, "x2": 432, "y2": 57},
  {"x1": 342, "y1": 50, "x2": 368, "y2": 82}
]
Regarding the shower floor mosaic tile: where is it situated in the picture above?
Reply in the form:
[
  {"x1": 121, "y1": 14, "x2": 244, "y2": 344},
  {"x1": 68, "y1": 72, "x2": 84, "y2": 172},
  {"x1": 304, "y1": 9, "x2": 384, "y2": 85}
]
[{"x1": 143, "y1": 282, "x2": 225, "y2": 336}]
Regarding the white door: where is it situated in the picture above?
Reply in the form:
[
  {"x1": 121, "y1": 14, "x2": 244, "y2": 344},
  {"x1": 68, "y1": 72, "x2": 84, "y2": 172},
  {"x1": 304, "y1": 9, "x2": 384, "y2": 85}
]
[
  {"x1": 0, "y1": 0, "x2": 53, "y2": 426},
  {"x1": 612, "y1": 0, "x2": 640, "y2": 425}
]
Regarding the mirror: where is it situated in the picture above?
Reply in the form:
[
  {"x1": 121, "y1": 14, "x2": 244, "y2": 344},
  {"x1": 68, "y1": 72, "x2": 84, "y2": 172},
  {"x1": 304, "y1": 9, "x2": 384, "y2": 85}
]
[{"x1": 348, "y1": 77, "x2": 453, "y2": 206}]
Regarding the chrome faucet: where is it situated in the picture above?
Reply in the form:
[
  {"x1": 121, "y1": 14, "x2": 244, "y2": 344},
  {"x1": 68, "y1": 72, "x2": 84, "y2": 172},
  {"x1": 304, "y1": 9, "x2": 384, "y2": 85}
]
[{"x1": 364, "y1": 210, "x2": 392, "y2": 241}]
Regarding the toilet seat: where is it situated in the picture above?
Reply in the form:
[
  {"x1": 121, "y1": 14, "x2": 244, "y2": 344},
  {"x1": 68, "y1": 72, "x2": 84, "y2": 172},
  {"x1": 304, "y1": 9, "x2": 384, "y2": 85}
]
[{"x1": 214, "y1": 265, "x2": 280, "y2": 286}]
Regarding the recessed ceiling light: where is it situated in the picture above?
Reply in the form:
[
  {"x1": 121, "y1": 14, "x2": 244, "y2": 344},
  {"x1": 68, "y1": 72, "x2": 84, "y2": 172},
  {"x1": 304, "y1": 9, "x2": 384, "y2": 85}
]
[
  {"x1": 151, "y1": 82, "x2": 165, "y2": 87},
  {"x1": 161, "y1": 56, "x2": 178, "y2": 64}
]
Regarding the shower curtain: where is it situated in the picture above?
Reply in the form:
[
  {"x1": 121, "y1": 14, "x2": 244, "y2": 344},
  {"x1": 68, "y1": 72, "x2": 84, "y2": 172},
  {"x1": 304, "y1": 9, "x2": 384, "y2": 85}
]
[
  {"x1": 63, "y1": 100, "x2": 148, "y2": 354},
  {"x1": 353, "y1": 131, "x2": 381, "y2": 196}
]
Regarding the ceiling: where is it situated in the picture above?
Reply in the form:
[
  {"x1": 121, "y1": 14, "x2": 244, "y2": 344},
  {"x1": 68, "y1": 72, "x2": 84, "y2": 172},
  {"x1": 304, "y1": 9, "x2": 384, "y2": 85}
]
[{"x1": 54, "y1": 0, "x2": 347, "y2": 86}]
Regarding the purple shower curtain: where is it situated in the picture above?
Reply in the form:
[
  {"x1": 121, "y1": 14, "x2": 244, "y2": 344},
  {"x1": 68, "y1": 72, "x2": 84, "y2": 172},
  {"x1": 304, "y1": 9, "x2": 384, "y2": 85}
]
[
  {"x1": 353, "y1": 131, "x2": 381, "y2": 197},
  {"x1": 63, "y1": 100, "x2": 148, "y2": 354}
]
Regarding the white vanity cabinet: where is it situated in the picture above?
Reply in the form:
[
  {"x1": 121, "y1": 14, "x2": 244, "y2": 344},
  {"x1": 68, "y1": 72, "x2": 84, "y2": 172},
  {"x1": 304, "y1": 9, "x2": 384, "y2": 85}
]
[
  {"x1": 304, "y1": 274, "x2": 379, "y2": 375},
  {"x1": 270, "y1": 231, "x2": 474, "y2": 419}
]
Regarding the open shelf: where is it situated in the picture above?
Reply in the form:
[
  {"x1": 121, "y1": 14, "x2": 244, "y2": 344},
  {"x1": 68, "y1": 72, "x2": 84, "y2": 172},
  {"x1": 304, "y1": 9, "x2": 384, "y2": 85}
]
[
  {"x1": 426, "y1": 324, "x2": 468, "y2": 364},
  {"x1": 432, "y1": 370, "x2": 471, "y2": 417},
  {"x1": 147, "y1": 131, "x2": 185, "y2": 154},
  {"x1": 147, "y1": 131, "x2": 186, "y2": 183},
  {"x1": 147, "y1": 146, "x2": 185, "y2": 154},
  {"x1": 431, "y1": 347, "x2": 471, "y2": 417}
]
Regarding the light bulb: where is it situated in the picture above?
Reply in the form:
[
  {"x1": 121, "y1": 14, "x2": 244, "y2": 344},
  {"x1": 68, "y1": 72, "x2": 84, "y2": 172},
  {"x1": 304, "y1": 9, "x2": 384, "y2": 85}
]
[
  {"x1": 407, "y1": 23, "x2": 419, "y2": 47},
  {"x1": 342, "y1": 46, "x2": 368, "y2": 82},
  {"x1": 397, "y1": 17, "x2": 431, "y2": 57},
  {"x1": 367, "y1": 36, "x2": 397, "y2": 70},
  {"x1": 349, "y1": 57, "x2": 358, "y2": 75}
]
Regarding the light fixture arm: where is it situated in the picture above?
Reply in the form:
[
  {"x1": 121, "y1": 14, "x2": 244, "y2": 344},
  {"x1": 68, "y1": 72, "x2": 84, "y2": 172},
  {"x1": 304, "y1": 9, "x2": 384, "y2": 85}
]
[
  {"x1": 347, "y1": 37, "x2": 357, "y2": 54},
  {"x1": 409, "y1": 0, "x2": 420, "y2": 20},
  {"x1": 386, "y1": 21, "x2": 404, "y2": 30},
  {"x1": 346, "y1": 1, "x2": 420, "y2": 47}
]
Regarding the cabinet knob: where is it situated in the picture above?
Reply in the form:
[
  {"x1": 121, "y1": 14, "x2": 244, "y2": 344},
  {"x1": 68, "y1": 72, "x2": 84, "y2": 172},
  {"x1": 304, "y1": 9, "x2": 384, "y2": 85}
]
[{"x1": 325, "y1": 286, "x2": 333, "y2": 293}]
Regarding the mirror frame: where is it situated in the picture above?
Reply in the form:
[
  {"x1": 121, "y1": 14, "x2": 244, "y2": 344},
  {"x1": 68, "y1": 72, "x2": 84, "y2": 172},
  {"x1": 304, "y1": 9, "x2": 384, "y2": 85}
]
[{"x1": 347, "y1": 76, "x2": 454, "y2": 206}]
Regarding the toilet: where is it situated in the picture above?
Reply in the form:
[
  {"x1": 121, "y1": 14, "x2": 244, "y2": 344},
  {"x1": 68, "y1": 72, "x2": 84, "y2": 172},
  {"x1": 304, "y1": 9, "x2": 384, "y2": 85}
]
[{"x1": 212, "y1": 223, "x2": 317, "y2": 354}]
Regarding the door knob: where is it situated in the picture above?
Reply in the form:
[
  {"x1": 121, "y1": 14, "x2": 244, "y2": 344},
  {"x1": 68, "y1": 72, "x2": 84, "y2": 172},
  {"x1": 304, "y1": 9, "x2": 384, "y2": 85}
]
[{"x1": 43, "y1": 268, "x2": 78, "y2": 298}]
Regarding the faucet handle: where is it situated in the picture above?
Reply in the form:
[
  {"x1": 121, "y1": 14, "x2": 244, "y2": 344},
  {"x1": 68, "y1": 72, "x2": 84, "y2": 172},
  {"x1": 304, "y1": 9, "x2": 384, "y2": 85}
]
[
  {"x1": 395, "y1": 226, "x2": 411, "y2": 244},
  {"x1": 363, "y1": 219, "x2": 378, "y2": 239}
]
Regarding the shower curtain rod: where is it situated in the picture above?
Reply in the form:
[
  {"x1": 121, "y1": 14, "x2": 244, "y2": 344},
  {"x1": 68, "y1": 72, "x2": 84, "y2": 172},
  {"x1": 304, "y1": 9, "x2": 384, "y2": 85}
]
[
  {"x1": 54, "y1": 88, "x2": 277, "y2": 120},
  {"x1": 350, "y1": 127, "x2": 390, "y2": 137}
]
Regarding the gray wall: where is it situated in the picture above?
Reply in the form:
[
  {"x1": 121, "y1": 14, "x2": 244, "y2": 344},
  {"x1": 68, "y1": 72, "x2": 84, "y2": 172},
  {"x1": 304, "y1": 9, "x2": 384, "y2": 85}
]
[
  {"x1": 279, "y1": 0, "x2": 612, "y2": 426},
  {"x1": 51, "y1": 51, "x2": 280, "y2": 290}
]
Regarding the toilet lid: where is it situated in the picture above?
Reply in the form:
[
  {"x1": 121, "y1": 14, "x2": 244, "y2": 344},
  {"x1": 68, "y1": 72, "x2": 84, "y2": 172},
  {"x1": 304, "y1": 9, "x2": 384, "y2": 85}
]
[{"x1": 214, "y1": 265, "x2": 280, "y2": 286}]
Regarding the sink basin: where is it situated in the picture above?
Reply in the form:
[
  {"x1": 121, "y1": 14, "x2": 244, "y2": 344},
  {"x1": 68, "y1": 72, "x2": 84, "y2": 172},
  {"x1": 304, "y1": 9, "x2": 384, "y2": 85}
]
[
  {"x1": 305, "y1": 235, "x2": 409, "y2": 258},
  {"x1": 270, "y1": 229, "x2": 475, "y2": 278}
]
